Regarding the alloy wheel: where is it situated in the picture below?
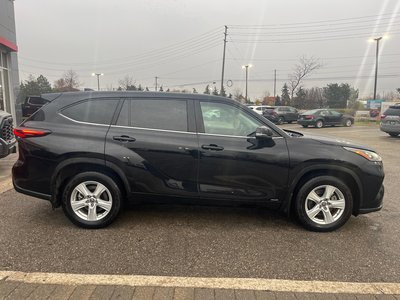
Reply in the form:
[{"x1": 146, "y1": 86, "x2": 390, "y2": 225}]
[
  {"x1": 305, "y1": 184, "x2": 345, "y2": 225},
  {"x1": 70, "y1": 181, "x2": 113, "y2": 221}
]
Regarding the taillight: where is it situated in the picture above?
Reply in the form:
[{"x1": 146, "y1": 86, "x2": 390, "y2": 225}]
[
  {"x1": 13, "y1": 127, "x2": 51, "y2": 138},
  {"x1": 380, "y1": 114, "x2": 386, "y2": 119},
  {"x1": 304, "y1": 115, "x2": 314, "y2": 120}
]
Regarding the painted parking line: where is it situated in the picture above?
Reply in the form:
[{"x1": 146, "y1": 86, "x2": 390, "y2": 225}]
[{"x1": 0, "y1": 271, "x2": 399, "y2": 295}]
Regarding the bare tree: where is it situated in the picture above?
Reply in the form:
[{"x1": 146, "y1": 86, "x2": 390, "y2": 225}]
[
  {"x1": 288, "y1": 56, "x2": 322, "y2": 101},
  {"x1": 54, "y1": 70, "x2": 81, "y2": 92},
  {"x1": 233, "y1": 88, "x2": 245, "y2": 103},
  {"x1": 118, "y1": 75, "x2": 134, "y2": 90}
]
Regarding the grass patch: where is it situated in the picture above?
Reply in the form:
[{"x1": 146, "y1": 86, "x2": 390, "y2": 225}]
[{"x1": 354, "y1": 120, "x2": 379, "y2": 126}]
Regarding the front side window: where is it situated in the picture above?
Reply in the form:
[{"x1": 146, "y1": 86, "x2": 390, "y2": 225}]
[
  {"x1": 118, "y1": 99, "x2": 188, "y2": 132},
  {"x1": 330, "y1": 111, "x2": 341, "y2": 117},
  {"x1": 200, "y1": 101, "x2": 262, "y2": 136},
  {"x1": 62, "y1": 99, "x2": 119, "y2": 125}
]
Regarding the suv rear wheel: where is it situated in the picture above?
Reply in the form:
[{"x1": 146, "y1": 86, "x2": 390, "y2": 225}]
[
  {"x1": 389, "y1": 133, "x2": 399, "y2": 137},
  {"x1": 295, "y1": 176, "x2": 353, "y2": 232},
  {"x1": 62, "y1": 172, "x2": 122, "y2": 229}
]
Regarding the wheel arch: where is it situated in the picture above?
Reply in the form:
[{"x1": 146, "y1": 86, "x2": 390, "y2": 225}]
[
  {"x1": 284, "y1": 165, "x2": 362, "y2": 217},
  {"x1": 51, "y1": 158, "x2": 130, "y2": 208}
]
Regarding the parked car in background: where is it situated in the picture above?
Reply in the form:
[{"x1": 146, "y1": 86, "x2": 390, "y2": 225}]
[
  {"x1": 21, "y1": 96, "x2": 50, "y2": 119},
  {"x1": 248, "y1": 105, "x2": 271, "y2": 115},
  {"x1": 380, "y1": 104, "x2": 400, "y2": 137},
  {"x1": 0, "y1": 110, "x2": 16, "y2": 158},
  {"x1": 262, "y1": 106, "x2": 299, "y2": 124},
  {"x1": 13, "y1": 92, "x2": 384, "y2": 232},
  {"x1": 298, "y1": 109, "x2": 354, "y2": 128}
]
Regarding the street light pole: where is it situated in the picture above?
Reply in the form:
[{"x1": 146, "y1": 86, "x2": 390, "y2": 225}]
[
  {"x1": 92, "y1": 73, "x2": 104, "y2": 91},
  {"x1": 242, "y1": 64, "x2": 252, "y2": 103},
  {"x1": 373, "y1": 37, "x2": 382, "y2": 100}
]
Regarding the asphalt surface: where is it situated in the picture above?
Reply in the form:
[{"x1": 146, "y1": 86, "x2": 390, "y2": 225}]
[{"x1": 0, "y1": 124, "x2": 399, "y2": 283}]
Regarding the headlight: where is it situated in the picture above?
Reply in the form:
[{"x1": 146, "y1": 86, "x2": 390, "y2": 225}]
[{"x1": 344, "y1": 147, "x2": 382, "y2": 162}]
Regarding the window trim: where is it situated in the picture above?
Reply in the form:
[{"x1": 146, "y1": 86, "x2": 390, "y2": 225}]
[
  {"x1": 58, "y1": 97, "x2": 120, "y2": 126},
  {"x1": 112, "y1": 97, "x2": 191, "y2": 132},
  {"x1": 195, "y1": 99, "x2": 282, "y2": 138}
]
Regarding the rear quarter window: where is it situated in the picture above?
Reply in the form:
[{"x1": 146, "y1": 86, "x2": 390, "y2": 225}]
[{"x1": 61, "y1": 99, "x2": 119, "y2": 125}]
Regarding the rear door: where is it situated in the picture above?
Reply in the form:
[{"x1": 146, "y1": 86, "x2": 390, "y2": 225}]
[
  {"x1": 195, "y1": 100, "x2": 289, "y2": 206},
  {"x1": 105, "y1": 98, "x2": 199, "y2": 197},
  {"x1": 329, "y1": 110, "x2": 343, "y2": 125}
]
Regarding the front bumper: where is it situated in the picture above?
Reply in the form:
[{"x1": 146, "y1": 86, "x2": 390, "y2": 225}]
[
  {"x1": 0, "y1": 137, "x2": 16, "y2": 158},
  {"x1": 380, "y1": 123, "x2": 400, "y2": 134},
  {"x1": 358, "y1": 184, "x2": 384, "y2": 214}
]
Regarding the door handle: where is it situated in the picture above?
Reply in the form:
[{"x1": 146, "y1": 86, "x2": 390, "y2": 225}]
[
  {"x1": 113, "y1": 135, "x2": 136, "y2": 142},
  {"x1": 201, "y1": 144, "x2": 224, "y2": 151}
]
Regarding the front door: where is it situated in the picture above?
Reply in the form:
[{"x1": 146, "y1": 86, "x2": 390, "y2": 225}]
[{"x1": 195, "y1": 100, "x2": 289, "y2": 205}]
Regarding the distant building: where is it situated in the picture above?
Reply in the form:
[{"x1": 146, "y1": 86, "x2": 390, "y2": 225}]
[{"x1": 0, "y1": 0, "x2": 19, "y2": 121}]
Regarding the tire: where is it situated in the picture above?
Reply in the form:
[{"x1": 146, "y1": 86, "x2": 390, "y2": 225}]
[
  {"x1": 389, "y1": 133, "x2": 399, "y2": 137},
  {"x1": 302, "y1": 125, "x2": 308, "y2": 128},
  {"x1": 62, "y1": 172, "x2": 122, "y2": 229},
  {"x1": 294, "y1": 176, "x2": 353, "y2": 232},
  {"x1": 344, "y1": 119, "x2": 352, "y2": 127},
  {"x1": 278, "y1": 117, "x2": 284, "y2": 125},
  {"x1": 315, "y1": 120, "x2": 324, "y2": 128}
]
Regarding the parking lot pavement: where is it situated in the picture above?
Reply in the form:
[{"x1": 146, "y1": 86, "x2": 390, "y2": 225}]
[
  {"x1": 0, "y1": 152, "x2": 16, "y2": 193},
  {"x1": 0, "y1": 125, "x2": 399, "y2": 297}
]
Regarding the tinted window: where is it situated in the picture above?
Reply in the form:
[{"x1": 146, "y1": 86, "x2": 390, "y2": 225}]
[
  {"x1": 330, "y1": 111, "x2": 341, "y2": 117},
  {"x1": 62, "y1": 99, "x2": 119, "y2": 124},
  {"x1": 116, "y1": 100, "x2": 129, "y2": 126},
  {"x1": 28, "y1": 97, "x2": 48, "y2": 105},
  {"x1": 200, "y1": 101, "x2": 262, "y2": 136},
  {"x1": 130, "y1": 99, "x2": 188, "y2": 131},
  {"x1": 384, "y1": 107, "x2": 400, "y2": 116}
]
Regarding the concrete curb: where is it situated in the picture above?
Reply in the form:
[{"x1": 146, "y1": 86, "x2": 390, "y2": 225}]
[{"x1": 1, "y1": 271, "x2": 399, "y2": 295}]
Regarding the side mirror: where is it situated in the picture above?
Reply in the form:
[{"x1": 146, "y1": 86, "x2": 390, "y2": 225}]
[{"x1": 255, "y1": 126, "x2": 273, "y2": 139}]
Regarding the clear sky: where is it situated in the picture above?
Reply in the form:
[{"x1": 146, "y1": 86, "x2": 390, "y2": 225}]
[{"x1": 14, "y1": 0, "x2": 400, "y2": 100}]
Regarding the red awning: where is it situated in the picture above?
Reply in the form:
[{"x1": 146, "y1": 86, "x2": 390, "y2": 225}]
[{"x1": 0, "y1": 36, "x2": 18, "y2": 52}]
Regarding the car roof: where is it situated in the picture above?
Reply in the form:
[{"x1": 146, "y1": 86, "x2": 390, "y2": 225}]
[{"x1": 41, "y1": 91, "x2": 233, "y2": 101}]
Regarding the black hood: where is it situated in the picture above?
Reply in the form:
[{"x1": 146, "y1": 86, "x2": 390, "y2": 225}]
[{"x1": 284, "y1": 129, "x2": 376, "y2": 152}]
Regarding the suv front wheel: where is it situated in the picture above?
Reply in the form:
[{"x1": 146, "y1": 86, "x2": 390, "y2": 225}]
[
  {"x1": 62, "y1": 172, "x2": 122, "y2": 229},
  {"x1": 295, "y1": 176, "x2": 353, "y2": 232}
]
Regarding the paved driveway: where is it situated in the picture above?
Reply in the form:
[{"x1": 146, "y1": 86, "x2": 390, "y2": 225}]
[{"x1": 0, "y1": 125, "x2": 399, "y2": 283}]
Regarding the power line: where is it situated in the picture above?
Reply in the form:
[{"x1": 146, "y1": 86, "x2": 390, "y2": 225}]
[{"x1": 228, "y1": 13, "x2": 399, "y2": 28}]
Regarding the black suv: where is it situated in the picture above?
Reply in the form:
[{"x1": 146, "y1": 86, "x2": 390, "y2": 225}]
[
  {"x1": 12, "y1": 92, "x2": 384, "y2": 231},
  {"x1": 262, "y1": 106, "x2": 299, "y2": 124}
]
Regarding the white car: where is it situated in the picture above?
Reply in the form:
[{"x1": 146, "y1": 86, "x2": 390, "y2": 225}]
[{"x1": 248, "y1": 105, "x2": 272, "y2": 115}]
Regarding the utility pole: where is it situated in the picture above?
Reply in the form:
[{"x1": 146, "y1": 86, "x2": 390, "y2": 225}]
[
  {"x1": 373, "y1": 37, "x2": 382, "y2": 100},
  {"x1": 220, "y1": 25, "x2": 228, "y2": 95},
  {"x1": 274, "y1": 69, "x2": 277, "y2": 98},
  {"x1": 242, "y1": 64, "x2": 252, "y2": 103},
  {"x1": 155, "y1": 76, "x2": 158, "y2": 91}
]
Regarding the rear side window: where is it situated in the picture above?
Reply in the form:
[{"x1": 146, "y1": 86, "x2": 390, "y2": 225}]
[
  {"x1": 384, "y1": 107, "x2": 400, "y2": 116},
  {"x1": 28, "y1": 97, "x2": 48, "y2": 105},
  {"x1": 62, "y1": 99, "x2": 119, "y2": 125},
  {"x1": 116, "y1": 99, "x2": 188, "y2": 132}
]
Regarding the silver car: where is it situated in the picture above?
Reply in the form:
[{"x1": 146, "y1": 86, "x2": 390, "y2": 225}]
[{"x1": 380, "y1": 104, "x2": 400, "y2": 137}]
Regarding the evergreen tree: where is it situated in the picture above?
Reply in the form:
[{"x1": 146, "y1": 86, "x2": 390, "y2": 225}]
[
  {"x1": 281, "y1": 83, "x2": 290, "y2": 106},
  {"x1": 274, "y1": 95, "x2": 281, "y2": 106},
  {"x1": 228, "y1": 93, "x2": 233, "y2": 99},
  {"x1": 295, "y1": 87, "x2": 306, "y2": 109},
  {"x1": 145, "y1": 87, "x2": 149, "y2": 91},
  {"x1": 220, "y1": 85, "x2": 227, "y2": 97},
  {"x1": 212, "y1": 86, "x2": 219, "y2": 96},
  {"x1": 192, "y1": 88, "x2": 198, "y2": 94},
  {"x1": 159, "y1": 86, "x2": 164, "y2": 92},
  {"x1": 204, "y1": 85, "x2": 211, "y2": 94},
  {"x1": 166, "y1": 88, "x2": 170, "y2": 92},
  {"x1": 323, "y1": 83, "x2": 351, "y2": 108},
  {"x1": 138, "y1": 84, "x2": 143, "y2": 91}
]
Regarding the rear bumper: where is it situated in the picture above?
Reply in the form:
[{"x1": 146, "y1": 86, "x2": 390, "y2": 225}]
[
  {"x1": 13, "y1": 178, "x2": 51, "y2": 201},
  {"x1": 297, "y1": 120, "x2": 316, "y2": 126}
]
